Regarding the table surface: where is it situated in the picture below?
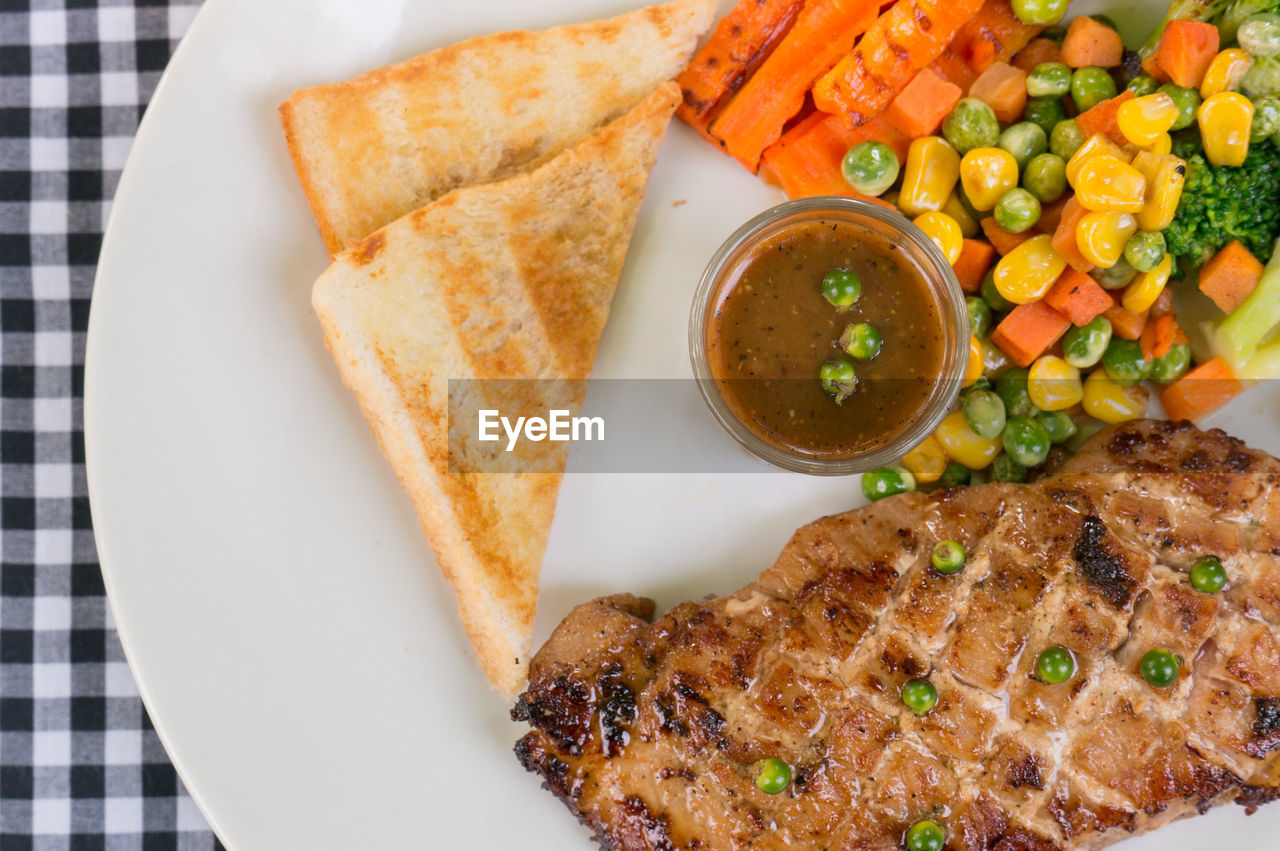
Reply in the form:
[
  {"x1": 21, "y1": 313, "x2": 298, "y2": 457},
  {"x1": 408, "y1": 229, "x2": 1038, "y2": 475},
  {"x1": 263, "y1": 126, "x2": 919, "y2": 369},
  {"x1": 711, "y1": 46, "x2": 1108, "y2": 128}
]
[{"x1": 0, "y1": 1, "x2": 220, "y2": 846}]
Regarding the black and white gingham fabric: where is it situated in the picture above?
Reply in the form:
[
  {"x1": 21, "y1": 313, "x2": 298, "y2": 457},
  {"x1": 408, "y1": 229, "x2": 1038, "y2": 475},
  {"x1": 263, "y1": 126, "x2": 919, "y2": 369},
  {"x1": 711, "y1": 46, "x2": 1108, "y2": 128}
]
[{"x1": 1, "y1": 1, "x2": 221, "y2": 846}]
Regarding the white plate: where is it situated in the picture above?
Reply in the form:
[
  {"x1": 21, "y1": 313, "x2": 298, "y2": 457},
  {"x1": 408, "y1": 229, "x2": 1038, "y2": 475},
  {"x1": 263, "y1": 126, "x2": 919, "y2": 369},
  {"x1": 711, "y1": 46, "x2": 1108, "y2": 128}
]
[{"x1": 84, "y1": 0, "x2": 1280, "y2": 847}]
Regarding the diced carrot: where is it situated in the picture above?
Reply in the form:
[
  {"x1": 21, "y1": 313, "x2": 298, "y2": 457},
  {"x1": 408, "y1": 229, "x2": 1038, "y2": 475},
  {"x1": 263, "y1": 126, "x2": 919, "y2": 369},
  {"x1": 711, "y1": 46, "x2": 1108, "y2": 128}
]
[
  {"x1": 813, "y1": 0, "x2": 988, "y2": 125},
  {"x1": 1102, "y1": 304, "x2": 1149, "y2": 340},
  {"x1": 1012, "y1": 38, "x2": 1061, "y2": 73},
  {"x1": 1199, "y1": 239, "x2": 1264, "y2": 314},
  {"x1": 886, "y1": 69, "x2": 963, "y2": 138},
  {"x1": 1051, "y1": 197, "x2": 1095, "y2": 274},
  {"x1": 953, "y1": 238, "x2": 997, "y2": 293},
  {"x1": 1141, "y1": 52, "x2": 1170, "y2": 83},
  {"x1": 991, "y1": 300, "x2": 1072, "y2": 367},
  {"x1": 1074, "y1": 91, "x2": 1136, "y2": 148},
  {"x1": 1035, "y1": 194, "x2": 1071, "y2": 235},
  {"x1": 676, "y1": 0, "x2": 805, "y2": 135},
  {"x1": 1060, "y1": 16, "x2": 1125, "y2": 68},
  {"x1": 1139, "y1": 313, "x2": 1187, "y2": 361},
  {"x1": 981, "y1": 217, "x2": 1032, "y2": 255},
  {"x1": 1044, "y1": 268, "x2": 1115, "y2": 326},
  {"x1": 1160, "y1": 357, "x2": 1245, "y2": 421},
  {"x1": 758, "y1": 111, "x2": 905, "y2": 206},
  {"x1": 968, "y1": 61, "x2": 1028, "y2": 124},
  {"x1": 712, "y1": 0, "x2": 882, "y2": 171},
  {"x1": 1156, "y1": 20, "x2": 1220, "y2": 89}
]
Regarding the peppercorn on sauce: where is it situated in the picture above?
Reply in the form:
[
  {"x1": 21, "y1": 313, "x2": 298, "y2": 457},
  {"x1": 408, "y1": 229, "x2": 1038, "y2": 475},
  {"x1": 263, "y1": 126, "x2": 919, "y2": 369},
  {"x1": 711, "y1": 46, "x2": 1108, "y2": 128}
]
[
  {"x1": 707, "y1": 217, "x2": 945, "y2": 458},
  {"x1": 514, "y1": 420, "x2": 1280, "y2": 849}
]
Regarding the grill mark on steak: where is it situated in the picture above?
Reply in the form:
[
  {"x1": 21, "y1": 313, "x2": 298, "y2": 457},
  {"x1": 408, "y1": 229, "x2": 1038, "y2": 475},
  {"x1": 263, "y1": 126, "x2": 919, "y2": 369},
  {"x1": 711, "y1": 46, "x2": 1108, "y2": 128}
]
[
  {"x1": 1073, "y1": 516, "x2": 1138, "y2": 608},
  {"x1": 514, "y1": 422, "x2": 1280, "y2": 849}
]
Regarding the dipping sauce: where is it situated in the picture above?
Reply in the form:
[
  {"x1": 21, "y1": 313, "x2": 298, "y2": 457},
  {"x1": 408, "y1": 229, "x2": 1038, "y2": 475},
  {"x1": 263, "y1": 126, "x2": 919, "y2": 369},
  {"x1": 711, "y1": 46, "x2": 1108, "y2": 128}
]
[{"x1": 706, "y1": 217, "x2": 947, "y2": 459}]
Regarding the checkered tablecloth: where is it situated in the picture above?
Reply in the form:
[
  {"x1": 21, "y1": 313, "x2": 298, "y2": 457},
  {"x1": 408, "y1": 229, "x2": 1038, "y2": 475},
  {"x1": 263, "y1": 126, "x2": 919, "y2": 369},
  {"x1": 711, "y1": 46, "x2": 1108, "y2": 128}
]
[{"x1": 0, "y1": 1, "x2": 221, "y2": 846}]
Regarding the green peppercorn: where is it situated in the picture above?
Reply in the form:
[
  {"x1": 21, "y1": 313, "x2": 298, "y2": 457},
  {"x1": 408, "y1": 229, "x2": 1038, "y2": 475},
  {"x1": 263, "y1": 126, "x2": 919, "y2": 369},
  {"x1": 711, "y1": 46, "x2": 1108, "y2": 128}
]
[
  {"x1": 905, "y1": 819, "x2": 947, "y2": 851},
  {"x1": 939, "y1": 462, "x2": 972, "y2": 487},
  {"x1": 902, "y1": 679, "x2": 938, "y2": 716},
  {"x1": 840, "y1": 322, "x2": 883, "y2": 360},
  {"x1": 750, "y1": 758, "x2": 792, "y2": 794},
  {"x1": 1140, "y1": 648, "x2": 1182, "y2": 688},
  {"x1": 1036, "y1": 645, "x2": 1076, "y2": 684},
  {"x1": 821, "y1": 267, "x2": 862, "y2": 309},
  {"x1": 931, "y1": 540, "x2": 967, "y2": 574},
  {"x1": 1190, "y1": 556, "x2": 1227, "y2": 593}
]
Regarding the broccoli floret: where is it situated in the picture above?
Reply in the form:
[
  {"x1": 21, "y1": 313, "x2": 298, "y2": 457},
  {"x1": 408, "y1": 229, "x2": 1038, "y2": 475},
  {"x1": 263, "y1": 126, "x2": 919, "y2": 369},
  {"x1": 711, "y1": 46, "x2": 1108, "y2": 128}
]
[{"x1": 1164, "y1": 140, "x2": 1280, "y2": 269}]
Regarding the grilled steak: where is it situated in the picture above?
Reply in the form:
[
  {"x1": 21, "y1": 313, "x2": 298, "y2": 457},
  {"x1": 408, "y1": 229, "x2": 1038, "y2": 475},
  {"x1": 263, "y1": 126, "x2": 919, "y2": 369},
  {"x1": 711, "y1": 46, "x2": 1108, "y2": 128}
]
[{"x1": 513, "y1": 420, "x2": 1280, "y2": 849}]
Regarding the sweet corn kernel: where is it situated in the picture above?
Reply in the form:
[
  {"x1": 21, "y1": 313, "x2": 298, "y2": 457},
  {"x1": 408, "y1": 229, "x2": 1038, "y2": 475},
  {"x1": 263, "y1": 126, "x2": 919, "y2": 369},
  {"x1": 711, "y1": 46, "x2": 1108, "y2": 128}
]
[
  {"x1": 902, "y1": 434, "x2": 948, "y2": 484},
  {"x1": 1075, "y1": 212, "x2": 1138, "y2": 268},
  {"x1": 959, "y1": 147, "x2": 1019, "y2": 211},
  {"x1": 899, "y1": 136, "x2": 961, "y2": 216},
  {"x1": 1117, "y1": 93, "x2": 1180, "y2": 147},
  {"x1": 964, "y1": 335, "x2": 984, "y2": 387},
  {"x1": 1200, "y1": 48, "x2": 1253, "y2": 99},
  {"x1": 1131, "y1": 151, "x2": 1186, "y2": 231},
  {"x1": 1073, "y1": 158, "x2": 1147, "y2": 213},
  {"x1": 1144, "y1": 133, "x2": 1173, "y2": 155},
  {"x1": 1083, "y1": 369, "x2": 1150, "y2": 423},
  {"x1": 914, "y1": 211, "x2": 964, "y2": 265},
  {"x1": 934, "y1": 411, "x2": 1002, "y2": 470},
  {"x1": 1066, "y1": 134, "x2": 1128, "y2": 188},
  {"x1": 1198, "y1": 92, "x2": 1253, "y2": 168},
  {"x1": 1122, "y1": 254, "x2": 1173, "y2": 313},
  {"x1": 942, "y1": 192, "x2": 980, "y2": 238},
  {"x1": 1028, "y1": 355, "x2": 1084, "y2": 411},
  {"x1": 993, "y1": 234, "x2": 1068, "y2": 304}
]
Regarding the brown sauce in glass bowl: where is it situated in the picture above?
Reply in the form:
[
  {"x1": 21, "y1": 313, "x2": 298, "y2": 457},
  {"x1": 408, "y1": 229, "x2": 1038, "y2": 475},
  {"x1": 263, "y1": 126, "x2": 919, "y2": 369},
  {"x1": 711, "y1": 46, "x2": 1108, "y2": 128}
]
[{"x1": 707, "y1": 217, "x2": 946, "y2": 460}]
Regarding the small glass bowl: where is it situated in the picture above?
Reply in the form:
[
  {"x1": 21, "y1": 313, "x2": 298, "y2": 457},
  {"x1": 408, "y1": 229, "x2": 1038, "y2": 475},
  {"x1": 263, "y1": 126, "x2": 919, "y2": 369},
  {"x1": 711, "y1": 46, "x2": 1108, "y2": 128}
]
[{"x1": 689, "y1": 197, "x2": 970, "y2": 476}]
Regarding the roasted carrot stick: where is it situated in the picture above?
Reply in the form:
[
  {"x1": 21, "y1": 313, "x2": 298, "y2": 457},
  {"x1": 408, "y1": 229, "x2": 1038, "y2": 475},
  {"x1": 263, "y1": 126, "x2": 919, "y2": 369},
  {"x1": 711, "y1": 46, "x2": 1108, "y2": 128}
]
[
  {"x1": 712, "y1": 0, "x2": 882, "y2": 170},
  {"x1": 813, "y1": 0, "x2": 988, "y2": 125},
  {"x1": 676, "y1": 0, "x2": 805, "y2": 137},
  {"x1": 930, "y1": 0, "x2": 1044, "y2": 91},
  {"x1": 758, "y1": 110, "x2": 905, "y2": 205}
]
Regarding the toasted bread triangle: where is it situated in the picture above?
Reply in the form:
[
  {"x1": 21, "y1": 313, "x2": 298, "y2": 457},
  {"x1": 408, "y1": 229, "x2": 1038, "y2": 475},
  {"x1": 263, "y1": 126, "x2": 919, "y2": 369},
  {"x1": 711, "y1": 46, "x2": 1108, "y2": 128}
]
[
  {"x1": 280, "y1": 0, "x2": 714, "y2": 257},
  {"x1": 312, "y1": 84, "x2": 681, "y2": 695}
]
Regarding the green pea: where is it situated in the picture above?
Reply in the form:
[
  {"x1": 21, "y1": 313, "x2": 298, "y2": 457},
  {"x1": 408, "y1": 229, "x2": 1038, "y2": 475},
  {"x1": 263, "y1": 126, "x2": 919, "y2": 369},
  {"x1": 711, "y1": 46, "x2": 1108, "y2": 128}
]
[
  {"x1": 1123, "y1": 231, "x2": 1166, "y2": 272},
  {"x1": 931, "y1": 540, "x2": 967, "y2": 574},
  {"x1": 750, "y1": 758, "x2": 792, "y2": 794},
  {"x1": 1251, "y1": 96, "x2": 1280, "y2": 142},
  {"x1": 999, "y1": 122, "x2": 1049, "y2": 170},
  {"x1": 1037, "y1": 410, "x2": 1078, "y2": 444},
  {"x1": 943, "y1": 98, "x2": 1001, "y2": 154},
  {"x1": 819, "y1": 358, "x2": 858, "y2": 404},
  {"x1": 1026, "y1": 62, "x2": 1072, "y2": 98},
  {"x1": 1139, "y1": 648, "x2": 1182, "y2": 688},
  {"x1": 1049, "y1": 119, "x2": 1085, "y2": 160},
  {"x1": 1091, "y1": 255, "x2": 1137, "y2": 290},
  {"x1": 840, "y1": 322, "x2": 882, "y2": 360},
  {"x1": 1126, "y1": 74, "x2": 1160, "y2": 97},
  {"x1": 963, "y1": 374, "x2": 993, "y2": 397},
  {"x1": 1011, "y1": 0, "x2": 1067, "y2": 26},
  {"x1": 940, "y1": 462, "x2": 971, "y2": 487},
  {"x1": 1150, "y1": 343, "x2": 1192, "y2": 383},
  {"x1": 1003, "y1": 415, "x2": 1051, "y2": 467},
  {"x1": 963, "y1": 390, "x2": 1007, "y2": 439},
  {"x1": 1063, "y1": 316, "x2": 1113, "y2": 369},
  {"x1": 1036, "y1": 645, "x2": 1076, "y2": 683},
  {"x1": 1190, "y1": 555, "x2": 1227, "y2": 593},
  {"x1": 1159, "y1": 84, "x2": 1201, "y2": 130},
  {"x1": 862, "y1": 466, "x2": 915, "y2": 502},
  {"x1": 1102, "y1": 338, "x2": 1151, "y2": 386},
  {"x1": 905, "y1": 819, "x2": 946, "y2": 851},
  {"x1": 821, "y1": 267, "x2": 861, "y2": 308},
  {"x1": 1023, "y1": 153, "x2": 1067, "y2": 203},
  {"x1": 990, "y1": 453, "x2": 1028, "y2": 482},
  {"x1": 994, "y1": 188, "x2": 1041, "y2": 234},
  {"x1": 1023, "y1": 96, "x2": 1068, "y2": 136},
  {"x1": 901, "y1": 679, "x2": 938, "y2": 716},
  {"x1": 1242, "y1": 57, "x2": 1280, "y2": 98},
  {"x1": 1239, "y1": 13, "x2": 1280, "y2": 57},
  {"x1": 995, "y1": 367, "x2": 1036, "y2": 417},
  {"x1": 981, "y1": 268, "x2": 1015, "y2": 312},
  {"x1": 966, "y1": 296, "x2": 993, "y2": 339},
  {"x1": 842, "y1": 141, "x2": 900, "y2": 196},
  {"x1": 1071, "y1": 67, "x2": 1117, "y2": 112}
]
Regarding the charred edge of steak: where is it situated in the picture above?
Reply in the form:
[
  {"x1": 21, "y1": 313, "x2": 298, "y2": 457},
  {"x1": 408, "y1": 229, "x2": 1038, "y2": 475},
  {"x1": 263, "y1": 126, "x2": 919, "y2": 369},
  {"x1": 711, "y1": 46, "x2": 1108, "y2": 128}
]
[
  {"x1": 613, "y1": 795, "x2": 677, "y2": 851},
  {"x1": 515, "y1": 732, "x2": 575, "y2": 801},
  {"x1": 511, "y1": 674, "x2": 594, "y2": 758},
  {"x1": 1246, "y1": 697, "x2": 1280, "y2": 758},
  {"x1": 1073, "y1": 515, "x2": 1137, "y2": 608},
  {"x1": 1235, "y1": 784, "x2": 1280, "y2": 815},
  {"x1": 991, "y1": 827, "x2": 1064, "y2": 851}
]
